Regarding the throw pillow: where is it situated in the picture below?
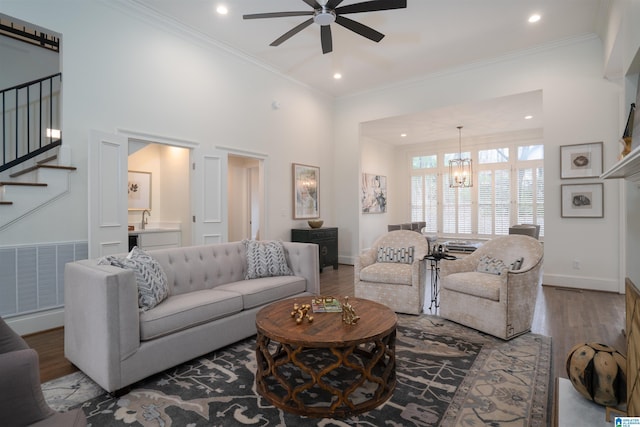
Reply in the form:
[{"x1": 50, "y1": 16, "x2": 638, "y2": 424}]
[
  {"x1": 476, "y1": 255, "x2": 507, "y2": 275},
  {"x1": 376, "y1": 246, "x2": 415, "y2": 264},
  {"x1": 98, "y1": 246, "x2": 169, "y2": 311},
  {"x1": 244, "y1": 240, "x2": 293, "y2": 280},
  {"x1": 510, "y1": 257, "x2": 524, "y2": 271}
]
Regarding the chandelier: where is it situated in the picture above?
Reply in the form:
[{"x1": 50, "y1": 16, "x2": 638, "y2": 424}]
[{"x1": 449, "y1": 125, "x2": 473, "y2": 188}]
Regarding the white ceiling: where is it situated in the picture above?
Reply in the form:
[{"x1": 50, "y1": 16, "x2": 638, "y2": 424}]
[{"x1": 130, "y1": 0, "x2": 605, "y2": 144}]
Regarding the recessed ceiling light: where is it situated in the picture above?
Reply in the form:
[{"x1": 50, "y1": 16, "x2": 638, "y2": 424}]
[
  {"x1": 524, "y1": 115, "x2": 533, "y2": 120},
  {"x1": 216, "y1": 5, "x2": 228, "y2": 15},
  {"x1": 528, "y1": 14, "x2": 541, "y2": 23},
  {"x1": 401, "y1": 133, "x2": 407, "y2": 137},
  {"x1": 333, "y1": 73, "x2": 342, "y2": 80}
]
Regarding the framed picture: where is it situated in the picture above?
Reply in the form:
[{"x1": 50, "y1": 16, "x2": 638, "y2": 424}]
[
  {"x1": 560, "y1": 142, "x2": 603, "y2": 179},
  {"x1": 361, "y1": 173, "x2": 387, "y2": 213},
  {"x1": 128, "y1": 171, "x2": 152, "y2": 211},
  {"x1": 292, "y1": 163, "x2": 319, "y2": 219},
  {"x1": 561, "y1": 183, "x2": 604, "y2": 218}
]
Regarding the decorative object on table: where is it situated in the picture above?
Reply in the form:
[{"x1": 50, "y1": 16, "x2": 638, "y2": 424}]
[
  {"x1": 449, "y1": 125, "x2": 473, "y2": 188},
  {"x1": 127, "y1": 170, "x2": 152, "y2": 210},
  {"x1": 561, "y1": 183, "x2": 604, "y2": 218},
  {"x1": 566, "y1": 342, "x2": 627, "y2": 406},
  {"x1": 290, "y1": 302, "x2": 313, "y2": 324},
  {"x1": 292, "y1": 163, "x2": 319, "y2": 219},
  {"x1": 311, "y1": 296, "x2": 342, "y2": 313},
  {"x1": 341, "y1": 296, "x2": 360, "y2": 325},
  {"x1": 361, "y1": 173, "x2": 387, "y2": 213},
  {"x1": 620, "y1": 103, "x2": 635, "y2": 159},
  {"x1": 560, "y1": 142, "x2": 603, "y2": 179},
  {"x1": 307, "y1": 219, "x2": 323, "y2": 228}
]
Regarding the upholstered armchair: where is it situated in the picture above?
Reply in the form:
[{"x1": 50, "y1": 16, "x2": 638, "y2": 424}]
[
  {"x1": 355, "y1": 230, "x2": 429, "y2": 314},
  {"x1": 439, "y1": 235, "x2": 543, "y2": 340},
  {"x1": 0, "y1": 317, "x2": 87, "y2": 426}
]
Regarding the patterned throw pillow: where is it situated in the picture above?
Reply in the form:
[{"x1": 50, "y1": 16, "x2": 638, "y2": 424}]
[
  {"x1": 376, "y1": 246, "x2": 415, "y2": 264},
  {"x1": 476, "y1": 255, "x2": 507, "y2": 275},
  {"x1": 98, "y1": 246, "x2": 169, "y2": 311},
  {"x1": 244, "y1": 240, "x2": 293, "y2": 280},
  {"x1": 510, "y1": 257, "x2": 524, "y2": 271}
]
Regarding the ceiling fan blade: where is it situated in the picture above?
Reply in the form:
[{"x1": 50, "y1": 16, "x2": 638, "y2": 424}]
[
  {"x1": 326, "y1": 0, "x2": 346, "y2": 8},
  {"x1": 269, "y1": 18, "x2": 314, "y2": 46},
  {"x1": 335, "y1": 15, "x2": 384, "y2": 42},
  {"x1": 301, "y1": 0, "x2": 321, "y2": 7},
  {"x1": 243, "y1": 11, "x2": 313, "y2": 20},
  {"x1": 336, "y1": 0, "x2": 407, "y2": 15},
  {"x1": 321, "y1": 25, "x2": 333, "y2": 54}
]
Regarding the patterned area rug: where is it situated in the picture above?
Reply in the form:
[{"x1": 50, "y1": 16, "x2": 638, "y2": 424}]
[{"x1": 43, "y1": 315, "x2": 551, "y2": 426}]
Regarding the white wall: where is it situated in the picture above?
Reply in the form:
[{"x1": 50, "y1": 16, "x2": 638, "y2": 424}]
[
  {"x1": 334, "y1": 36, "x2": 623, "y2": 292},
  {"x1": 0, "y1": 0, "x2": 334, "y2": 248},
  {"x1": 359, "y1": 136, "x2": 395, "y2": 251}
]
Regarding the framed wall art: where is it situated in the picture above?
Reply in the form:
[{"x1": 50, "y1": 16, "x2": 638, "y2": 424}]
[
  {"x1": 361, "y1": 173, "x2": 387, "y2": 213},
  {"x1": 127, "y1": 171, "x2": 152, "y2": 211},
  {"x1": 561, "y1": 183, "x2": 603, "y2": 218},
  {"x1": 292, "y1": 163, "x2": 319, "y2": 219},
  {"x1": 560, "y1": 142, "x2": 603, "y2": 179}
]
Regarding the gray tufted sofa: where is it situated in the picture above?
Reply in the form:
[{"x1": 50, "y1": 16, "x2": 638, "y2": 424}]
[{"x1": 64, "y1": 241, "x2": 319, "y2": 393}]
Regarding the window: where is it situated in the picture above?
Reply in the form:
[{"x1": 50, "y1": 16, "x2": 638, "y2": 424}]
[{"x1": 410, "y1": 143, "x2": 544, "y2": 238}]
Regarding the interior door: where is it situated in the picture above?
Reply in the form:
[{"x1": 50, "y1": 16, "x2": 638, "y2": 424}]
[
  {"x1": 192, "y1": 147, "x2": 228, "y2": 244},
  {"x1": 88, "y1": 130, "x2": 128, "y2": 258}
]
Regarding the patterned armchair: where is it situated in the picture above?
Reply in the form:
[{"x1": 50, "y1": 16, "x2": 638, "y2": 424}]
[
  {"x1": 354, "y1": 230, "x2": 429, "y2": 314},
  {"x1": 439, "y1": 235, "x2": 544, "y2": 340}
]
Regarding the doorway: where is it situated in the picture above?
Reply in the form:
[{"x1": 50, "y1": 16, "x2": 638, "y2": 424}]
[{"x1": 228, "y1": 154, "x2": 264, "y2": 241}]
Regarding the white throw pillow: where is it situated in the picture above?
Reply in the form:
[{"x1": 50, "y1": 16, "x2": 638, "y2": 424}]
[{"x1": 476, "y1": 255, "x2": 507, "y2": 275}]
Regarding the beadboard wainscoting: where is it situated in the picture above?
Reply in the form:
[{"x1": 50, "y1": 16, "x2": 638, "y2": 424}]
[{"x1": 0, "y1": 241, "x2": 88, "y2": 334}]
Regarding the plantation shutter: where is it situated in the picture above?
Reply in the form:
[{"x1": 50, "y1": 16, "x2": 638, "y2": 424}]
[{"x1": 495, "y1": 169, "x2": 510, "y2": 235}]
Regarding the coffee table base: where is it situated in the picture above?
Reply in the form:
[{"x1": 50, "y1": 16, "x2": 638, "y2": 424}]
[{"x1": 255, "y1": 330, "x2": 396, "y2": 418}]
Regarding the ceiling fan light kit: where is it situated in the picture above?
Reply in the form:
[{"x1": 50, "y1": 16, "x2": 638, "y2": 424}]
[{"x1": 243, "y1": 0, "x2": 407, "y2": 54}]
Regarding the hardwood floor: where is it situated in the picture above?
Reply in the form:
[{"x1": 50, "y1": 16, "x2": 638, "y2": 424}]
[{"x1": 24, "y1": 263, "x2": 626, "y2": 385}]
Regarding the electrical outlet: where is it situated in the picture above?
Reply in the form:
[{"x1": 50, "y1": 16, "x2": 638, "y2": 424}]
[{"x1": 572, "y1": 260, "x2": 581, "y2": 270}]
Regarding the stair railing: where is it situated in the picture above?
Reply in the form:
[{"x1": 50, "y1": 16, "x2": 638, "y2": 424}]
[{"x1": 1, "y1": 72, "x2": 62, "y2": 173}]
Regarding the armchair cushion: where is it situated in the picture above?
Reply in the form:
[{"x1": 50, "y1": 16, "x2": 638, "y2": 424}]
[
  {"x1": 359, "y1": 263, "x2": 412, "y2": 286},
  {"x1": 442, "y1": 271, "x2": 502, "y2": 301},
  {"x1": 376, "y1": 246, "x2": 415, "y2": 264}
]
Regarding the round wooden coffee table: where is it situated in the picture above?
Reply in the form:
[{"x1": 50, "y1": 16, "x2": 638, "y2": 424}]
[{"x1": 255, "y1": 297, "x2": 397, "y2": 418}]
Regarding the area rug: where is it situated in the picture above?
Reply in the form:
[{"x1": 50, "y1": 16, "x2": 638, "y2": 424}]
[{"x1": 43, "y1": 315, "x2": 552, "y2": 426}]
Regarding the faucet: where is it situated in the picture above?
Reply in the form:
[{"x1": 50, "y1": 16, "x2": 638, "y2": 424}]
[{"x1": 141, "y1": 209, "x2": 150, "y2": 230}]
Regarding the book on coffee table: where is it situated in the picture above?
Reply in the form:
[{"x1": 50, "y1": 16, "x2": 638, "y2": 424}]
[{"x1": 311, "y1": 298, "x2": 342, "y2": 313}]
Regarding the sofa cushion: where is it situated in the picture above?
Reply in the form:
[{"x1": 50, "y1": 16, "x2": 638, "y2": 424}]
[
  {"x1": 98, "y1": 247, "x2": 169, "y2": 311},
  {"x1": 376, "y1": 246, "x2": 415, "y2": 264},
  {"x1": 217, "y1": 276, "x2": 306, "y2": 309},
  {"x1": 139, "y1": 289, "x2": 243, "y2": 341},
  {"x1": 243, "y1": 240, "x2": 293, "y2": 279},
  {"x1": 442, "y1": 271, "x2": 501, "y2": 301},
  {"x1": 359, "y1": 262, "x2": 412, "y2": 285}
]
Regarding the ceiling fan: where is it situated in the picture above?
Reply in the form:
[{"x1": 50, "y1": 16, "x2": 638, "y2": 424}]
[{"x1": 243, "y1": 0, "x2": 407, "y2": 54}]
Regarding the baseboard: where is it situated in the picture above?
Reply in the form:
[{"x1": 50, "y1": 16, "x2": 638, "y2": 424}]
[
  {"x1": 338, "y1": 255, "x2": 355, "y2": 266},
  {"x1": 5, "y1": 308, "x2": 64, "y2": 336},
  {"x1": 543, "y1": 273, "x2": 620, "y2": 293}
]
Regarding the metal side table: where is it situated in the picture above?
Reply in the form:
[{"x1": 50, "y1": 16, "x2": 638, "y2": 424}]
[{"x1": 425, "y1": 252, "x2": 457, "y2": 311}]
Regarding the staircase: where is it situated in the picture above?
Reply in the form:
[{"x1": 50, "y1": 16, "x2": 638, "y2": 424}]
[{"x1": 0, "y1": 72, "x2": 76, "y2": 230}]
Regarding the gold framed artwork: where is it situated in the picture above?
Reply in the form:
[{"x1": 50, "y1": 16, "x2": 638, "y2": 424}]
[
  {"x1": 560, "y1": 142, "x2": 603, "y2": 179},
  {"x1": 292, "y1": 163, "x2": 319, "y2": 219},
  {"x1": 127, "y1": 171, "x2": 152, "y2": 211}
]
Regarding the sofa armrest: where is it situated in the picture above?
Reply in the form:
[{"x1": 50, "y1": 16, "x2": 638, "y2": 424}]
[
  {"x1": 64, "y1": 260, "x2": 140, "y2": 392},
  {"x1": 282, "y1": 242, "x2": 320, "y2": 295},
  {"x1": 0, "y1": 348, "x2": 55, "y2": 426}
]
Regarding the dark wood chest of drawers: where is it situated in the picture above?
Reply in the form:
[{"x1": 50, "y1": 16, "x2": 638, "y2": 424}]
[{"x1": 291, "y1": 227, "x2": 338, "y2": 273}]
